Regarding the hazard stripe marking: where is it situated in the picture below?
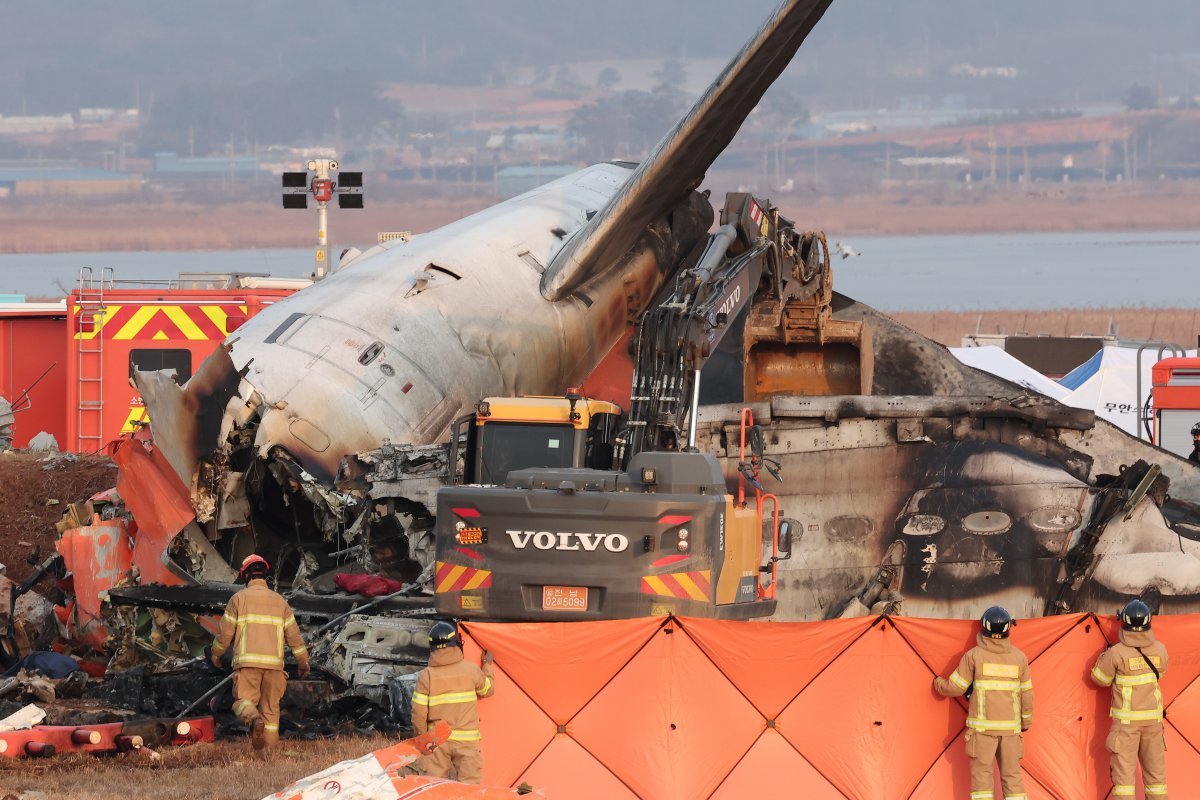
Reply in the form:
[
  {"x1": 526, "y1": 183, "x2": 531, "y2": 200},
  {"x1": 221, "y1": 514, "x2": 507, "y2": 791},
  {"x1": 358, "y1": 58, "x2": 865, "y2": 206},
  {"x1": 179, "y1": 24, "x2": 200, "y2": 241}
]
[
  {"x1": 447, "y1": 566, "x2": 476, "y2": 593},
  {"x1": 437, "y1": 565, "x2": 467, "y2": 593},
  {"x1": 642, "y1": 570, "x2": 713, "y2": 600},
  {"x1": 462, "y1": 569, "x2": 492, "y2": 591},
  {"x1": 674, "y1": 571, "x2": 708, "y2": 601},
  {"x1": 642, "y1": 575, "x2": 671, "y2": 596}
]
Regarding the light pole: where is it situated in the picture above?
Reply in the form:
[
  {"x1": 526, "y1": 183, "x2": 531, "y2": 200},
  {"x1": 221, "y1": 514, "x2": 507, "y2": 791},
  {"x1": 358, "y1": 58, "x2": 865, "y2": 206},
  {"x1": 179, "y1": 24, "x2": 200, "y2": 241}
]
[{"x1": 281, "y1": 159, "x2": 363, "y2": 279}]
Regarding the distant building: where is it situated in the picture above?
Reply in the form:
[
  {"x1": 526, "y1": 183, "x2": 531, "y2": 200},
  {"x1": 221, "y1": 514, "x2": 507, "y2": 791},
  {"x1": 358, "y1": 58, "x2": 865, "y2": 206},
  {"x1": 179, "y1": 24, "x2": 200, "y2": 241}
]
[
  {"x1": 152, "y1": 152, "x2": 265, "y2": 179},
  {"x1": 495, "y1": 164, "x2": 578, "y2": 197},
  {"x1": 0, "y1": 114, "x2": 75, "y2": 136},
  {"x1": 0, "y1": 167, "x2": 142, "y2": 198}
]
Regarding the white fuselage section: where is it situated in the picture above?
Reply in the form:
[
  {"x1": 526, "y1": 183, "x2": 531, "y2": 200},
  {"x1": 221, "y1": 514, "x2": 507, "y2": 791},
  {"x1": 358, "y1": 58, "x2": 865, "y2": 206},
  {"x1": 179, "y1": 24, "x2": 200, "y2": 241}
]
[{"x1": 224, "y1": 164, "x2": 655, "y2": 479}]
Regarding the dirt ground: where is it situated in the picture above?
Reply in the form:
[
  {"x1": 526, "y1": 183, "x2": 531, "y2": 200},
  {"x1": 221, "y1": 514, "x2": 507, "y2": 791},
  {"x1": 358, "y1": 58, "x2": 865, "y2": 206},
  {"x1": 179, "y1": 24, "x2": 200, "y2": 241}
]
[
  {"x1": 0, "y1": 452, "x2": 116, "y2": 586},
  {"x1": 0, "y1": 734, "x2": 397, "y2": 800}
]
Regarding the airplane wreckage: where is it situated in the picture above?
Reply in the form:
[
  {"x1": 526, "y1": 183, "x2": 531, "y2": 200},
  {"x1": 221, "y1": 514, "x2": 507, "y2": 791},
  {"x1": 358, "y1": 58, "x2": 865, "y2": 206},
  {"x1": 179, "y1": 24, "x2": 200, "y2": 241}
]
[{"x1": 32, "y1": 0, "x2": 1200, "y2": 723}]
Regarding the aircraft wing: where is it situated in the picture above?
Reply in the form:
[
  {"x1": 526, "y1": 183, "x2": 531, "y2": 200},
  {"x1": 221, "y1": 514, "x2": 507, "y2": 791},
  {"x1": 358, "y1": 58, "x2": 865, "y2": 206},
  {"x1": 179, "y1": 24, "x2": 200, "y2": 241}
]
[{"x1": 541, "y1": 0, "x2": 834, "y2": 301}]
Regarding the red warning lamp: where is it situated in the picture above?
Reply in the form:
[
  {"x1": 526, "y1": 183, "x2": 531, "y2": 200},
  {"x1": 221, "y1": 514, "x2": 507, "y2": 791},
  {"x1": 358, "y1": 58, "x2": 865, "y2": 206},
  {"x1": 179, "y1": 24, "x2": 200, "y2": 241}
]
[{"x1": 312, "y1": 178, "x2": 334, "y2": 203}]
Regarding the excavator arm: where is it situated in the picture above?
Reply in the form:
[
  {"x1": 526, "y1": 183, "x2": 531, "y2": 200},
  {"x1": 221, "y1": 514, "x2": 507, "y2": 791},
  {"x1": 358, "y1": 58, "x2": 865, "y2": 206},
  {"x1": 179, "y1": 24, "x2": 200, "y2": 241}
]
[{"x1": 625, "y1": 193, "x2": 827, "y2": 459}]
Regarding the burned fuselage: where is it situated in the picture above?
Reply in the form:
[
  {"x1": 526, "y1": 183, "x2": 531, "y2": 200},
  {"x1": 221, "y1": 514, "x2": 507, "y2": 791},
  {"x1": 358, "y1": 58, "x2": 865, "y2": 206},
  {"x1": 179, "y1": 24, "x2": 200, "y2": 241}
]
[
  {"x1": 686, "y1": 298, "x2": 1200, "y2": 621},
  {"x1": 136, "y1": 166, "x2": 713, "y2": 587},
  {"x1": 129, "y1": 0, "x2": 1200, "y2": 622}
]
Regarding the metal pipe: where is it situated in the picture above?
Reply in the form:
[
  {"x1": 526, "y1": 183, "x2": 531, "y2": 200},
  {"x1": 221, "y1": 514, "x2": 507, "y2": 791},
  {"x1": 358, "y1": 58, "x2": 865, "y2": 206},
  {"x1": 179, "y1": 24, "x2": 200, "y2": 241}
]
[
  {"x1": 174, "y1": 673, "x2": 234, "y2": 720},
  {"x1": 686, "y1": 368, "x2": 702, "y2": 450},
  {"x1": 1135, "y1": 342, "x2": 1183, "y2": 441},
  {"x1": 315, "y1": 201, "x2": 329, "y2": 278},
  {"x1": 691, "y1": 224, "x2": 738, "y2": 285},
  {"x1": 307, "y1": 587, "x2": 411, "y2": 639},
  {"x1": 72, "y1": 729, "x2": 102, "y2": 745}
]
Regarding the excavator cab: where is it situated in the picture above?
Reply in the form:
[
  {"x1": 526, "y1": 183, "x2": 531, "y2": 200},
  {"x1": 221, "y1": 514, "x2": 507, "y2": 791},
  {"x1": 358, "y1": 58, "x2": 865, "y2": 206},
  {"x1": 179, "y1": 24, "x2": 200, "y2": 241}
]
[{"x1": 453, "y1": 392, "x2": 623, "y2": 486}]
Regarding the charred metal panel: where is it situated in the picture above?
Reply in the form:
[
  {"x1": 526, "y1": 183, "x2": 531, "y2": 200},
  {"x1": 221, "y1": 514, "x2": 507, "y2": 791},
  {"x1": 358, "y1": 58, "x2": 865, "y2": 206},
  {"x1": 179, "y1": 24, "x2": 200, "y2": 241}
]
[{"x1": 692, "y1": 397, "x2": 1200, "y2": 621}]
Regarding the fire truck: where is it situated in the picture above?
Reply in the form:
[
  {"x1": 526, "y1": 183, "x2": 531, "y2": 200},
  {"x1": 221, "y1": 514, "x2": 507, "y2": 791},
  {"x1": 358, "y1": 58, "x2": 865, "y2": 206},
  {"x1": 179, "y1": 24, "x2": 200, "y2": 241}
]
[
  {"x1": 0, "y1": 270, "x2": 304, "y2": 451},
  {"x1": 1149, "y1": 356, "x2": 1200, "y2": 458}
]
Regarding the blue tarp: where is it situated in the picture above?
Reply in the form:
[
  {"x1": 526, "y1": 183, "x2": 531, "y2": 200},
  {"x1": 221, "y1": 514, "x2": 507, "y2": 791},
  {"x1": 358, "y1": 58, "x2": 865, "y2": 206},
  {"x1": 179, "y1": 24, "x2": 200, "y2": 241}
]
[{"x1": 1058, "y1": 348, "x2": 1103, "y2": 390}]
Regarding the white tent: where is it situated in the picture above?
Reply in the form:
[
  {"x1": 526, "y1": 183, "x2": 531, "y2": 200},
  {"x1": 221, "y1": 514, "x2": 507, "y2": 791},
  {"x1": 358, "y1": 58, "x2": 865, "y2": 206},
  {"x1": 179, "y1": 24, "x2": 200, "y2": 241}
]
[
  {"x1": 953, "y1": 344, "x2": 1198, "y2": 437},
  {"x1": 1057, "y1": 345, "x2": 1196, "y2": 436},
  {"x1": 950, "y1": 346, "x2": 1072, "y2": 402}
]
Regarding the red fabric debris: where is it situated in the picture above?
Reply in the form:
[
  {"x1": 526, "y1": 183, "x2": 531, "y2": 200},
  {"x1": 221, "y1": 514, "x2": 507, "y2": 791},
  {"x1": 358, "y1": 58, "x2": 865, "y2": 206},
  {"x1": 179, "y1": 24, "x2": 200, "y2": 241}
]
[{"x1": 334, "y1": 573, "x2": 403, "y2": 597}]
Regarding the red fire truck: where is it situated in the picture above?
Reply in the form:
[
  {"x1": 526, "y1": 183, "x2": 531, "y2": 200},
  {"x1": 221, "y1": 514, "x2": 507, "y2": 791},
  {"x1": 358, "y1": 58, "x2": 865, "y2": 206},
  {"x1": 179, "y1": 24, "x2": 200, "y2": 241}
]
[
  {"x1": 1150, "y1": 356, "x2": 1200, "y2": 458},
  {"x1": 0, "y1": 271, "x2": 304, "y2": 452}
]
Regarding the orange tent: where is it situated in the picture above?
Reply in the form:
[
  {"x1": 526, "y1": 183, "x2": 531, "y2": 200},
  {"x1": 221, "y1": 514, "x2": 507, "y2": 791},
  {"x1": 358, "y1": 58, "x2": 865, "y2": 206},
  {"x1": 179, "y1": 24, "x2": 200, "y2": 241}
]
[{"x1": 460, "y1": 613, "x2": 1200, "y2": 799}]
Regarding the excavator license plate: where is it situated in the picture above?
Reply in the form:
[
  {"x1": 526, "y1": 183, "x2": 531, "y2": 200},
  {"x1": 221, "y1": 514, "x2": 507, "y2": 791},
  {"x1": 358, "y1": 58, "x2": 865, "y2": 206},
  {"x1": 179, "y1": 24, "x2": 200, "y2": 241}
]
[{"x1": 542, "y1": 585, "x2": 588, "y2": 611}]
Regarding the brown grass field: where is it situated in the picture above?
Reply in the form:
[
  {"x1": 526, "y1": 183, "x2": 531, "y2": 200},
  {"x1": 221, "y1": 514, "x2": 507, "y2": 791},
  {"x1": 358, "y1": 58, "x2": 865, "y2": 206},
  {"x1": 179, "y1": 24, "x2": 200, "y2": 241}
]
[
  {"x1": 893, "y1": 307, "x2": 1200, "y2": 348},
  {"x1": 1, "y1": 182, "x2": 1199, "y2": 254},
  {"x1": 0, "y1": 734, "x2": 397, "y2": 800}
]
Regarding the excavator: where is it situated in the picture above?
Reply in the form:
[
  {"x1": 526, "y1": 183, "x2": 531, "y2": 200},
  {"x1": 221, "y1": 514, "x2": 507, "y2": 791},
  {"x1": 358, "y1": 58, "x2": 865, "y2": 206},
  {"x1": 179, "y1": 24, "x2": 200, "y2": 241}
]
[{"x1": 434, "y1": 192, "x2": 867, "y2": 620}]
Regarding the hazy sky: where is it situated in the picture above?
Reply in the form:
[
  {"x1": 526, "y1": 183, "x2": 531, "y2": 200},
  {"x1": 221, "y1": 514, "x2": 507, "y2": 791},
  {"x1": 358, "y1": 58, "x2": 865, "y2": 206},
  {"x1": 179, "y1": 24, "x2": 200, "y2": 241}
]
[{"x1": 3, "y1": 1, "x2": 1198, "y2": 114}]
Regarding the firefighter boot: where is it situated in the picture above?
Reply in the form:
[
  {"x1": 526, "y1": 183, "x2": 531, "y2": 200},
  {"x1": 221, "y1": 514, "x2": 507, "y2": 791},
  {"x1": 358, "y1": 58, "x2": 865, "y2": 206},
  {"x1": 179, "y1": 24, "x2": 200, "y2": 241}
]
[{"x1": 250, "y1": 716, "x2": 267, "y2": 751}]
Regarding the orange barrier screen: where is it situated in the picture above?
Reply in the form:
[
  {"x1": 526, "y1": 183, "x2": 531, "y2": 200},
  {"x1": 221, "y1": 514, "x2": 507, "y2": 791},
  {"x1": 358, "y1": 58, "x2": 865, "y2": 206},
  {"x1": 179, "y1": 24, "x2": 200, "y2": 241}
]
[{"x1": 461, "y1": 613, "x2": 1200, "y2": 799}]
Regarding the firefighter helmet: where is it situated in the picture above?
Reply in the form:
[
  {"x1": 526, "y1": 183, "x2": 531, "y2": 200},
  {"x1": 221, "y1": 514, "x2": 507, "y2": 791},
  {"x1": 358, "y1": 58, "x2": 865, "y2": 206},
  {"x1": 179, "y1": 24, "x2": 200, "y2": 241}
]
[
  {"x1": 430, "y1": 621, "x2": 460, "y2": 650},
  {"x1": 1119, "y1": 599, "x2": 1152, "y2": 631},
  {"x1": 1191, "y1": 422, "x2": 1200, "y2": 437},
  {"x1": 980, "y1": 606, "x2": 1013, "y2": 639},
  {"x1": 239, "y1": 554, "x2": 270, "y2": 580}
]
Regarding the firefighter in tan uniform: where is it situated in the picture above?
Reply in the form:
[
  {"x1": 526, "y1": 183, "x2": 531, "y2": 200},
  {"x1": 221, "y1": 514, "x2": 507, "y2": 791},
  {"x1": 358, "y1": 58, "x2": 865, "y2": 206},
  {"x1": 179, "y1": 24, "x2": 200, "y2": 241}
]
[
  {"x1": 411, "y1": 621, "x2": 495, "y2": 783},
  {"x1": 211, "y1": 555, "x2": 309, "y2": 750},
  {"x1": 935, "y1": 606, "x2": 1033, "y2": 800},
  {"x1": 1091, "y1": 599, "x2": 1169, "y2": 798}
]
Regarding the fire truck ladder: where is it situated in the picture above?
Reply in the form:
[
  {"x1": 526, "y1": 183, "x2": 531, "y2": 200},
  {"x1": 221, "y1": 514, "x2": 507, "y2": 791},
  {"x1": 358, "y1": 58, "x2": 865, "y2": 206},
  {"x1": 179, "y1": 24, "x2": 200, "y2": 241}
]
[{"x1": 75, "y1": 267, "x2": 114, "y2": 452}]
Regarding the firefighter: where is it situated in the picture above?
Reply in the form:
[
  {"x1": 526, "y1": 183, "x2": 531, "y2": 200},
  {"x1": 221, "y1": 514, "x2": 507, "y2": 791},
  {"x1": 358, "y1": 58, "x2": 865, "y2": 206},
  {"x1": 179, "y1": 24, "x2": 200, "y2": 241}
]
[
  {"x1": 1091, "y1": 599, "x2": 1169, "y2": 798},
  {"x1": 411, "y1": 621, "x2": 495, "y2": 783},
  {"x1": 1189, "y1": 422, "x2": 1200, "y2": 463},
  {"x1": 934, "y1": 606, "x2": 1033, "y2": 800},
  {"x1": 211, "y1": 554, "x2": 309, "y2": 750}
]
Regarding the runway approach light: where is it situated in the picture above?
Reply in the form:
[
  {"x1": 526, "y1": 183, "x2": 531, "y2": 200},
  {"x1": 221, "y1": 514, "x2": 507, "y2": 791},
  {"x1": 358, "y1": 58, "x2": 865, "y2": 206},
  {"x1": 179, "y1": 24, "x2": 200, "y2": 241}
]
[{"x1": 281, "y1": 158, "x2": 363, "y2": 278}]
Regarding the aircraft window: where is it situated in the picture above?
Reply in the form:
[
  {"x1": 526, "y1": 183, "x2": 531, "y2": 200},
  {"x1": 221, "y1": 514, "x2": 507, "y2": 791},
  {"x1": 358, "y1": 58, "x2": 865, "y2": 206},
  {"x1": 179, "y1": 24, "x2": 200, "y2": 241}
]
[
  {"x1": 479, "y1": 423, "x2": 574, "y2": 484},
  {"x1": 518, "y1": 251, "x2": 545, "y2": 274},
  {"x1": 426, "y1": 263, "x2": 461, "y2": 280},
  {"x1": 358, "y1": 342, "x2": 384, "y2": 366},
  {"x1": 1027, "y1": 506, "x2": 1082, "y2": 533},
  {"x1": 962, "y1": 511, "x2": 1013, "y2": 535},
  {"x1": 264, "y1": 312, "x2": 305, "y2": 343},
  {"x1": 902, "y1": 515, "x2": 944, "y2": 536},
  {"x1": 129, "y1": 349, "x2": 192, "y2": 382},
  {"x1": 825, "y1": 515, "x2": 874, "y2": 541}
]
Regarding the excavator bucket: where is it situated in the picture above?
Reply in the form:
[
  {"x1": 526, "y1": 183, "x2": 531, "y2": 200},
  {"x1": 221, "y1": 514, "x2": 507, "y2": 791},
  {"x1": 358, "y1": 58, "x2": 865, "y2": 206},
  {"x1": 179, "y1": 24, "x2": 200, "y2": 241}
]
[{"x1": 743, "y1": 237, "x2": 873, "y2": 399}]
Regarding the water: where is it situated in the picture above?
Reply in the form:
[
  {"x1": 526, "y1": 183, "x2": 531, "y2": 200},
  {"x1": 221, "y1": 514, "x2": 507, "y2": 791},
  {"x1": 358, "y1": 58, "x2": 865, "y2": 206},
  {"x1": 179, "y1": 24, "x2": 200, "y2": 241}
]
[
  {"x1": 1, "y1": 231, "x2": 1198, "y2": 310},
  {"x1": 833, "y1": 230, "x2": 1200, "y2": 310}
]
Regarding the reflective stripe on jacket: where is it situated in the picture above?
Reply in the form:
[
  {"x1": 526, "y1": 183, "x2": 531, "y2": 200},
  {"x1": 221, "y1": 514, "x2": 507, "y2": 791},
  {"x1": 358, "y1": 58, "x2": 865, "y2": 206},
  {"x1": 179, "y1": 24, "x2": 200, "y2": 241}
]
[
  {"x1": 935, "y1": 634, "x2": 1033, "y2": 735},
  {"x1": 212, "y1": 579, "x2": 308, "y2": 671},
  {"x1": 412, "y1": 647, "x2": 495, "y2": 742},
  {"x1": 1091, "y1": 629, "x2": 1168, "y2": 725}
]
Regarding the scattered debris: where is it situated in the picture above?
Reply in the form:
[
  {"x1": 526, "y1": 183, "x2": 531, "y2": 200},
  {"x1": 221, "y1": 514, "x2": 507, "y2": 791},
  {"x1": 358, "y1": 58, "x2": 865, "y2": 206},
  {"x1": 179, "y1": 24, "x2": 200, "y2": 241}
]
[
  {"x1": 266, "y1": 721, "x2": 540, "y2": 799},
  {"x1": 0, "y1": 705, "x2": 45, "y2": 732},
  {"x1": 26, "y1": 433, "x2": 58, "y2": 453},
  {"x1": 0, "y1": 715, "x2": 213, "y2": 758},
  {"x1": 0, "y1": 398, "x2": 12, "y2": 451}
]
